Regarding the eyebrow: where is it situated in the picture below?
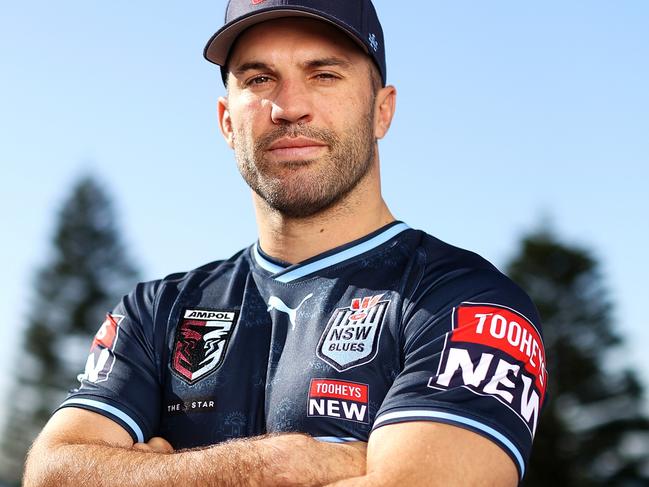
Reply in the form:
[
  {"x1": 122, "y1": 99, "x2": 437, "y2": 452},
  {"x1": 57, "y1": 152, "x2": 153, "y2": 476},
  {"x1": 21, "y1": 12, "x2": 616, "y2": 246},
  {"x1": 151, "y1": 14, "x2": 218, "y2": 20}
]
[
  {"x1": 231, "y1": 56, "x2": 353, "y2": 76},
  {"x1": 303, "y1": 57, "x2": 352, "y2": 70},
  {"x1": 232, "y1": 61, "x2": 271, "y2": 76}
]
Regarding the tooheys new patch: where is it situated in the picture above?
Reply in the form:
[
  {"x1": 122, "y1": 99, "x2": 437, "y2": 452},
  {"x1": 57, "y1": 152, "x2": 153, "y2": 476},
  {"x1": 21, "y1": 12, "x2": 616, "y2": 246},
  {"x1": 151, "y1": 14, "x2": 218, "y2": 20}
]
[
  {"x1": 78, "y1": 313, "x2": 125, "y2": 385},
  {"x1": 428, "y1": 302, "x2": 547, "y2": 437},
  {"x1": 317, "y1": 294, "x2": 390, "y2": 371},
  {"x1": 171, "y1": 309, "x2": 238, "y2": 384},
  {"x1": 307, "y1": 378, "x2": 369, "y2": 423}
]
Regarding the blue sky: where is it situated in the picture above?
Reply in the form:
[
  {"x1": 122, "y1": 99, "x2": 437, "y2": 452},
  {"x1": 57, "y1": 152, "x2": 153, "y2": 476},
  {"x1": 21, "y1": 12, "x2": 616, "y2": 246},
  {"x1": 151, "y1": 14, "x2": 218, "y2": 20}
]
[{"x1": 1, "y1": 0, "x2": 648, "y2": 426}]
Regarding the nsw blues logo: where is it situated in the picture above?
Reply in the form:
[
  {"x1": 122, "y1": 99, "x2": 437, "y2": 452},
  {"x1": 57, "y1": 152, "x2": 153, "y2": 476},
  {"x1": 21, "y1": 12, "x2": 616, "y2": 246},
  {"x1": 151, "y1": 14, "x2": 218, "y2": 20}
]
[
  {"x1": 317, "y1": 294, "x2": 390, "y2": 372},
  {"x1": 172, "y1": 309, "x2": 238, "y2": 384}
]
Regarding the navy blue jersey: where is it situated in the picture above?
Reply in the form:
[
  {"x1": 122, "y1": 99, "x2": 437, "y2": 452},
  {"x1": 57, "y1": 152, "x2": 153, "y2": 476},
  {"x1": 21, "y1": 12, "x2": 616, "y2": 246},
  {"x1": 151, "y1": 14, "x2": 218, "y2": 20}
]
[{"x1": 59, "y1": 222, "x2": 547, "y2": 479}]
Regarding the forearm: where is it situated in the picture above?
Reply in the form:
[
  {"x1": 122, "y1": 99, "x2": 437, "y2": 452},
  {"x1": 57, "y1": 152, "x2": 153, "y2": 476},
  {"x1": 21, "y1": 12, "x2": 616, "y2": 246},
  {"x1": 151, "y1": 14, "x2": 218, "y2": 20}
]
[
  {"x1": 26, "y1": 438, "x2": 261, "y2": 487},
  {"x1": 24, "y1": 433, "x2": 365, "y2": 487},
  {"x1": 327, "y1": 422, "x2": 520, "y2": 487}
]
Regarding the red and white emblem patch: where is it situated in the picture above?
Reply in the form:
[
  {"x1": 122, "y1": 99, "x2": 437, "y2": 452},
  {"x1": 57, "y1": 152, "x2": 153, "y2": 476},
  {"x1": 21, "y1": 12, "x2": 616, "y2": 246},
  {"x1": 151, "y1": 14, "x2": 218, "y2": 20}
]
[
  {"x1": 428, "y1": 303, "x2": 547, "y2": 437},
  {"x1": 171, "y1": 309, "x2": 238, "y2": 384}
]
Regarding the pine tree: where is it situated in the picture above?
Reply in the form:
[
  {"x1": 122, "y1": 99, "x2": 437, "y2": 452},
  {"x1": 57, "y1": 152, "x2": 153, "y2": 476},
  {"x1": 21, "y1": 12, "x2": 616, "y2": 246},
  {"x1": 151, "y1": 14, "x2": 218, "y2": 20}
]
[
  {"x1": 508, "y1": 228, "x2": 649, "y2": 486},
  {"x1": 0, "y1": 175, "x2": 140, "y2": 485}
]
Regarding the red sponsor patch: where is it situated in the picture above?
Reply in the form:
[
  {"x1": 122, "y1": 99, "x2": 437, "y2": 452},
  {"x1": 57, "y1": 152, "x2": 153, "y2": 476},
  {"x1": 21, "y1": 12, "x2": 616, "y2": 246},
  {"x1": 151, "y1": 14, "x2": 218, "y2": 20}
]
[
  {"x1": 452, "y1": 304, "x2": 547, "y2": 398},
  {"x1": 428, "y1": 303, "x2": 547, "y2": 437},
  {"x1": 78, "y1": 314, "x2": 124, "y2": 385},
  {"x1": 307, "y1": 379, "x2": 369, "y2": 423},
  {"x1": 309, "y1": 379, "x2": 368, "y2": 402},
  {"x1": 91, "y1": 313, "x2": 119, "y2": 350}
]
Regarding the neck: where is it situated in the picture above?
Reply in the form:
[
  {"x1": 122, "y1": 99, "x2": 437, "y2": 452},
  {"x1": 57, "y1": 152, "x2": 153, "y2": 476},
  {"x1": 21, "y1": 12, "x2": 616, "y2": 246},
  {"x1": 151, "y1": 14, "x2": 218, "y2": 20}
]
[{"x1": 254, "y1": 162, "x2": 395, "y2": 264}]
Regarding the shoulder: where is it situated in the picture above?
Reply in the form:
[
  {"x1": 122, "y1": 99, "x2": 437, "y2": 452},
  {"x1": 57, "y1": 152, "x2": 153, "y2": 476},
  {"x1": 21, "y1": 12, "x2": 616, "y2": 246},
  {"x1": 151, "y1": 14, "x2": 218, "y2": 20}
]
[
  {"x1": 162, "y1": 246, "x2": 249, "y2": 284},
  {"x1": 409, "y1": 230, "x2": 499, "y2": 274},
  {"x1": 409, "y1": 229, "x2": 527, "y2": 295},
  {"x1": 121, "y1": 246, "x2": 252, "y2": 312},
  {"x1": 152, "y1": 246, "x2": 250, "y2": 289},
  {"x1": 402, "y1": 229, "x2": 540, "y2": 334}
]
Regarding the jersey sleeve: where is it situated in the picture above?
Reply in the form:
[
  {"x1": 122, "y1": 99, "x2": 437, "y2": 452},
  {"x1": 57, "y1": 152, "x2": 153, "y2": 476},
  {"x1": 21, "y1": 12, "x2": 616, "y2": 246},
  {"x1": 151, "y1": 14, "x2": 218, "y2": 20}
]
[
  {"x1": 373, "y1": 269, "x2": 547, "y2": 480},
  {"x1": 57, "y1": 281, "x2": 161, "y2": 443}
]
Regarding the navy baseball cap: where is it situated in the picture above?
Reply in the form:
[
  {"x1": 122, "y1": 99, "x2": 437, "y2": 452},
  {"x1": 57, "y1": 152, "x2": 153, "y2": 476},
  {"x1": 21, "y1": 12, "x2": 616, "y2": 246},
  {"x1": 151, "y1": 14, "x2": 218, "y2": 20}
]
[{"x1": 204, "y1": 0, "x2": 386, "y2": 86}]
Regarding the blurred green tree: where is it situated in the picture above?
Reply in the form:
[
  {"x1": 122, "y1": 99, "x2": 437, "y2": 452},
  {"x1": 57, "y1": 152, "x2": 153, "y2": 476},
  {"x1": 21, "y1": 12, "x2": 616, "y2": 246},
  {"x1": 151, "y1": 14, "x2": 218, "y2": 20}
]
[
  {"x1": 510, "y1": 228, "x2": 649, "y2": 486},
  {"x1": 0, "y1": 175, "x2": 140, "y2": 486}
]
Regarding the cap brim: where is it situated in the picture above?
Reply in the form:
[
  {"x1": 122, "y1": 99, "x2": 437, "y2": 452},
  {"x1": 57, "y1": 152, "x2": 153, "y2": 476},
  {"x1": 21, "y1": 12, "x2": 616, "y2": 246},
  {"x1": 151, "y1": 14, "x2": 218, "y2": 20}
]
[{"x1": 204, "y1": 8, "x2": 368, "y2": 67}]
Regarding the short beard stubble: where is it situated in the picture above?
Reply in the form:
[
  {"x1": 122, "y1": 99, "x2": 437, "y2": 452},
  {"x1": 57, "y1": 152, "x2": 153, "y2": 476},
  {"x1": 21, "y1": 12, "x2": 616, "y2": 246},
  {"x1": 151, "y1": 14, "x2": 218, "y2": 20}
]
[{"x1": 232, "y1": 100, "x2": 377, "y2": 219}]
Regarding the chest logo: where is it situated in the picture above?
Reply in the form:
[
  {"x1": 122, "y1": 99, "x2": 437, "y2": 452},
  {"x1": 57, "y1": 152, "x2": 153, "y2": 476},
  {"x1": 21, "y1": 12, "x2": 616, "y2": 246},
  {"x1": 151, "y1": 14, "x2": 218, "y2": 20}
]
[
  {"x1": 171, "y1": 309, "x2": 238, "y2": 384},
  {"x1": 267, "y1": 293, "x2": 313, "y2": 329},
  {"x1": 317, "y1": 294, "x2": 390, "y2": 372},
  {"x1": 307, "y1": 378, "x2": 369, "y2": 423}
]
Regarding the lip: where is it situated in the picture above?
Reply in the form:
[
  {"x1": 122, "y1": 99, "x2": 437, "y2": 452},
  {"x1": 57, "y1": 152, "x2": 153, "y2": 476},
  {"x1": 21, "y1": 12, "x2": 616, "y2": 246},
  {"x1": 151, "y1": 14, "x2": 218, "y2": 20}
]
[
  {"x1": 266, "y1": 137, "x2": 328, "y2": 159},
  {"x1": 267, "y1": 137, "x2": 327, "y2": 151}
]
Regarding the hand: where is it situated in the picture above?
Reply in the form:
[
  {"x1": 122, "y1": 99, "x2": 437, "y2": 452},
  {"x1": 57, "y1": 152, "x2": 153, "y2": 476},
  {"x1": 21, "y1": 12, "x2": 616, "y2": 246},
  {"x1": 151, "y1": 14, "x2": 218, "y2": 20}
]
[
  {"x1": 263, "y1": 435, "x2": 367, "y2": 486},
  {"x1": 132, "y1": 436, "x2": 174, "y2": 454},
  {"x1": 344, "y1": 441, "x2": 367, "y2": 456}
]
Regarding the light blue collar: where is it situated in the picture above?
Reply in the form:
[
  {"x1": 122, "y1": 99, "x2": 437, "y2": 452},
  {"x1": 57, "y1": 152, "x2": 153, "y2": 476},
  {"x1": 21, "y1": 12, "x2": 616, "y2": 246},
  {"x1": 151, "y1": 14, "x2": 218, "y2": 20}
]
[{"x1": 253, "y1": 222, "x2": 410, "y2": 283}]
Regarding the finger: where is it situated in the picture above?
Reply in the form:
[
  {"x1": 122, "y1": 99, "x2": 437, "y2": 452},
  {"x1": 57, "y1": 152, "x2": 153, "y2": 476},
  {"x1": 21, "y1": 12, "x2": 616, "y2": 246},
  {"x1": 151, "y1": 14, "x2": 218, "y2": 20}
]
[
  {"x1": 146, "y1": 436, "x2": 175, "y2": 453},
  {"x1": 132, "y1": 442, "x2": 153, "y2": 452}
]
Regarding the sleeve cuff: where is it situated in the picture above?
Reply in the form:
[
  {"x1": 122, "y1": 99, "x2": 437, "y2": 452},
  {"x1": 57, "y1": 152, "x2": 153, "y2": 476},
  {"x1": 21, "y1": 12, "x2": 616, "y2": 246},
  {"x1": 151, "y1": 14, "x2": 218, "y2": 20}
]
[
  {"x1": 313, "y1": 436, "x2": 362, "y2": 443},
  {"x1": 372, "y1": 409, "x2": 525, "y2": 479},
  {"x1": 58, "y1": 397, "x2": 146, "y2": 443}
]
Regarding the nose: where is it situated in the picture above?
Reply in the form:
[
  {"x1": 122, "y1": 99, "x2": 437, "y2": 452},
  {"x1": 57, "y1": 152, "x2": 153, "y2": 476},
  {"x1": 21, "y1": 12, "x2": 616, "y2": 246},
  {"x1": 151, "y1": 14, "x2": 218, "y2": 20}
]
[{"x1": 270, "y1": 79, "x2": 313, "y2": 125}]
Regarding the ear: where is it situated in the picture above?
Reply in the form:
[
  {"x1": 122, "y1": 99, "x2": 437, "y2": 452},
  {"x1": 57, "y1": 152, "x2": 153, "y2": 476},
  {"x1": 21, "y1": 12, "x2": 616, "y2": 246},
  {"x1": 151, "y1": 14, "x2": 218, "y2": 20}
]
[
  {"x1": 373, "y1": 85, "x2": 397, "y2": 140},
  {"x1": 218, "y1": 96, "x2": 235, "y2": 149}
]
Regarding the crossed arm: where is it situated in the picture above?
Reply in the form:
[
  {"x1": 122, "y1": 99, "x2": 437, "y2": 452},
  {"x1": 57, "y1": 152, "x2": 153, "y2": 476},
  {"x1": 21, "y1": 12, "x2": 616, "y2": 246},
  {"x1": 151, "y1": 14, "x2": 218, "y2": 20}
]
[
  {"x1": 24, "y1": 408, "x2": 518, "y2": 486},
  {"x1": 23, "y1": 408, "x2": 363, "y2": 487}
]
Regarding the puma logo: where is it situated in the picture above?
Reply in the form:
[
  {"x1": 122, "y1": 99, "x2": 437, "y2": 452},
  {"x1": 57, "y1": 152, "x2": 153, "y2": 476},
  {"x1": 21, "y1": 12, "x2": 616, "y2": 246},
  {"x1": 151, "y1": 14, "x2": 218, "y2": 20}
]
[{"x1": 267, "y1": 293, "x2": 314, "y2": 329}]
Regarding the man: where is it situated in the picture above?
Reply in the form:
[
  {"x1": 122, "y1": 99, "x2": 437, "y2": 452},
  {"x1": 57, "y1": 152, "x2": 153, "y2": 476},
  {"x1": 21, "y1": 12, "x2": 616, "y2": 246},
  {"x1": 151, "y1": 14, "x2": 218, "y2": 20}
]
[{"x1": 24, "y1": 1, "x2": 546, "y2": 486}]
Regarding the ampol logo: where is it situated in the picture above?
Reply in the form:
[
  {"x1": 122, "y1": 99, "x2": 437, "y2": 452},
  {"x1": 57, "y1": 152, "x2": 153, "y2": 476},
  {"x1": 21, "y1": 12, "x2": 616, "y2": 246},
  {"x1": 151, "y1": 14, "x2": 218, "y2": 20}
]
[{"x1": 171, "y1": 309, "x2": 238, "y2": 384}]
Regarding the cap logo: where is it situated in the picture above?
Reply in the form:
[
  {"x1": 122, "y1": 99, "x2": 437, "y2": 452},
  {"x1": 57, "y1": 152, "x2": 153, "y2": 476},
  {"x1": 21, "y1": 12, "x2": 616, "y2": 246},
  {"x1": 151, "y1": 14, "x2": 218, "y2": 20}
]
[
  {"x1": 251, "y1": 0, "x2": 267, "y2": 4},
  {"x1": 368, "y1": 33, "x2": 379, "y2": 52}
]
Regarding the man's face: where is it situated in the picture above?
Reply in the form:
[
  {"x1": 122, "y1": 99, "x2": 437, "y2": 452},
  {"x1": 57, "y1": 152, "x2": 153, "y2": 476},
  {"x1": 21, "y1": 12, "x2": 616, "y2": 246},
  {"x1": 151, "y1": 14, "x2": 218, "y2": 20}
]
[{"x1": 219, "y1": 18, "x2": 382, "y2": 218}]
